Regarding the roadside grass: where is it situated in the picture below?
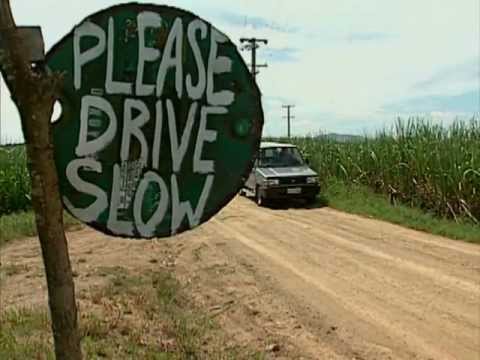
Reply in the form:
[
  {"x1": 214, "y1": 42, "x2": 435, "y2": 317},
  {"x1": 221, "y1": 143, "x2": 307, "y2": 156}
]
[
  {"x1": 0, "y1": 267, "x2": 265, "y2": 359},
  {"x1": 0, "y1": 309, "x2": 53, "y2": 359},
  {"x1": 0, "y1": 145, "x2": 31, "y2": 216},
  {"x1": 0, "y1": 211, "x2": 81, "y2": 248},
  {"x1": 321, "y1": 179, "x2": 480, "y2": 244}
]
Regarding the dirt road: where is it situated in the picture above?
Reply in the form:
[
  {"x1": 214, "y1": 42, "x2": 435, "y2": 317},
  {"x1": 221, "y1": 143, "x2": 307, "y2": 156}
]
[{"x1": 2, "y1": 197, "x2": 479, "y2": 359}]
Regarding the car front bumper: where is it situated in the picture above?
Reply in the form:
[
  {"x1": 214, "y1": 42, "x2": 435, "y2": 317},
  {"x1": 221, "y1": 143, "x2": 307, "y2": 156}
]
[{"x1": 258, "y1": 184, "x2": 320, "y2": 200}]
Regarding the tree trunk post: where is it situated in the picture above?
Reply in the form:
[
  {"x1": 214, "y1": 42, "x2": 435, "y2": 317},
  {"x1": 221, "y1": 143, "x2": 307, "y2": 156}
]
[{"x1": 0, "y1": 1, "x2": 82, "y2": 359}]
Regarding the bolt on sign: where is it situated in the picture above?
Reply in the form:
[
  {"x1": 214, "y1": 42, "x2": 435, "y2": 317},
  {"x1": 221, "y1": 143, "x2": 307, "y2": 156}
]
[{"x1": 46, "y1": 4, "x2": 263, "y2": 238}]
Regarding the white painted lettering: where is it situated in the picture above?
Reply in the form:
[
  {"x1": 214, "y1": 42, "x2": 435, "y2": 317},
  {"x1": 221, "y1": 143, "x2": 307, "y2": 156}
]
[
  {"x1": 186, "y1": 19, "x2": 207, "y2": 100},
  {"x1": 136, "y1": 12, "x2": 162, "y2": 96},
  {"x1": 152, "y1": 100, "x2": 164, "y2": 170},
  {"x1": 194, "y1": 106, "x2": 226, "y2": 173},
  {"x1": 133, "y1": 171, "x2": 169, "y2": 237},
  {"x1": 167, "y1": 100, "x2": 198, "y2": 172},
  {"x1": 63, "y1": 158, "x2": 108, "y2": 222},
  {"x1": 156, "y1": 18, "x2": 184, "y2": 98},
  {"x1": 76, "y1": 96, "x2": 117, "y2": 157},
  {"x1": 74, "y1": 21, "x2": 106, "y2": 90},
  {"x1": 207, "y1": 29, "x2": 234, "y2": 106},
  {"x1": 106, "y1": 17, "x2": 133, "y2": 94},
  {"x1": 121, "y1": 99, "x2": 150, "y2": 162},
  {"x1": 171, "y1": 174, "x2": 214, "y2": 234}
]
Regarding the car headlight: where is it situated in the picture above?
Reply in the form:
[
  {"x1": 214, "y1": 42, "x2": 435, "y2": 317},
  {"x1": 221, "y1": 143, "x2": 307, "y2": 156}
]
[
  {"x1": 306, "y1": 177, "x2": 318, "y2": 184},
  {"x1": 264, "y1": 179, "x2": 280, "y2": 186}
]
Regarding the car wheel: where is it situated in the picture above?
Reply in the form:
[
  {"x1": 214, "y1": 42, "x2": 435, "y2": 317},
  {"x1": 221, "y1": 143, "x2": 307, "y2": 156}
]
[{"x1": 255, "y1": 186, "x2": 264, "y2": 206}]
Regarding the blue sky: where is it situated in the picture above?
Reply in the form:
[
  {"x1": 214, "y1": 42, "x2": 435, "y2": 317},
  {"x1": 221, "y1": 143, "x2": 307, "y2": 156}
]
[{"x1": 0, "y1": 0, "x2": 478, "y2": 142}]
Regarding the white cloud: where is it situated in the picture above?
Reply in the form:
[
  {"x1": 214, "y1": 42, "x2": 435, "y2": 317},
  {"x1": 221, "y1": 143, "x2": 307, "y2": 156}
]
[{"x1": 1, "y1": 0, "x2": 478, "y2": 143}]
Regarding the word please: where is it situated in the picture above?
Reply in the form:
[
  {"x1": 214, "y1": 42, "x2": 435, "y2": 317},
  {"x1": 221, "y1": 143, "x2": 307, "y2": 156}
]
[{"x1": 75, "y1": 12, "x2": 234, "y2": 106}]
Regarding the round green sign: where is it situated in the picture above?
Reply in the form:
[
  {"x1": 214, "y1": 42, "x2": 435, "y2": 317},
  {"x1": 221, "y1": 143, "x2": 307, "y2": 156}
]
[{"x1": 47, "y1": 3, "x2": 263, "y2": 238}]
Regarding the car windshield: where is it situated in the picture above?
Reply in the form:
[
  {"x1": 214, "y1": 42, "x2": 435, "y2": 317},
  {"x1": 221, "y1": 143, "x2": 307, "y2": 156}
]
[{"x1": 259, "y1": 146, "x2": 305, "y2": 168}]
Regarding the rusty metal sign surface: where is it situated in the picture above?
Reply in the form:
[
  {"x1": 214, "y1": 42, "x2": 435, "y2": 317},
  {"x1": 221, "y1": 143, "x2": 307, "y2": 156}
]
[{"x1": 46, "y1": 3, "x2": 263, "y2": 238}]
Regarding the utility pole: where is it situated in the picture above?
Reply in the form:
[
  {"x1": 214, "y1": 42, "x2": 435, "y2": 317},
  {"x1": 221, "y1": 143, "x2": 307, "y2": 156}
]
[
  {"x1": 282, "y1": 105, "x2": 295, "y2": 138},
  {"x1": 240, "y1": 37, "x2": 268, "y2": 80}
]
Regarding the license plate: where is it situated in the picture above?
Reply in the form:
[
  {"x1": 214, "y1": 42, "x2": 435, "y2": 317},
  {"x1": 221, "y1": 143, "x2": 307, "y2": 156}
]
[{"x1": 287, "y1": 187, "x2": 302, "y2": 194}]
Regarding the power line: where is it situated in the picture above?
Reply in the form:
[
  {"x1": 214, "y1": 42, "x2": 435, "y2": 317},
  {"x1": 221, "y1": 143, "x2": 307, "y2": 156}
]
[
  {"x1": 240, "y1": 38, "x2": 268, "y2": 80},
  {"x1": 282, "y1": 105, "x2": 295, "y2": 138}
]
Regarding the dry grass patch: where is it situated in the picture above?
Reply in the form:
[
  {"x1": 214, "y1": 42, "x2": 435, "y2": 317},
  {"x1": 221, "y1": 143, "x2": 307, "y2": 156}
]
[{"x1": 0, "y1": 267, "x2": 265, "y2": 359}]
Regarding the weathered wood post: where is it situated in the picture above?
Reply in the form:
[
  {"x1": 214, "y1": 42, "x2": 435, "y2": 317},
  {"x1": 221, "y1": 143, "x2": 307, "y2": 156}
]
[{"x1": 0, "y1": 1, "x2": 82, "y2": 359}]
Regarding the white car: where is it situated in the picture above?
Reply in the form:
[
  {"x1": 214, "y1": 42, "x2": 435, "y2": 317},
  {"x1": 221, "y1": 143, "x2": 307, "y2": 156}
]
[{"x1": 243, "y1": 142, "x2": 320, "y2": 206}]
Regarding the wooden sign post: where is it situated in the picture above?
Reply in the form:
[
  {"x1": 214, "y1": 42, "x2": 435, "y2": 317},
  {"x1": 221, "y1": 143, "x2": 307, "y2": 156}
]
[{"x1": 0, "y1": 1, "x2": 82, "y2": 358}]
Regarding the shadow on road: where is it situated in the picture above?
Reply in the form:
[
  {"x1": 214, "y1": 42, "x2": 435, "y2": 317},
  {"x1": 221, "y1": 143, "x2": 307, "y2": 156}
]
[{"x1": 243, "y1": 194, "x2": 329, "y2": 210}]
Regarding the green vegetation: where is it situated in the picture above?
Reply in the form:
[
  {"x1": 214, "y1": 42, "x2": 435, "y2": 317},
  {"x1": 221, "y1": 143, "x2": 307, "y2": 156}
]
[
  {"x1": 0, "y1": 309, "x2": 53, "y2": 359},
  {"x1": 0, "y1": 268, "x2": 264, "y2": 359},
  {"x1": 0, "y1": 145, "x2": 80, "y2": 246},
  {"x1": 0, "y1": 211, "x2": 37, "y2": 246},
  {"x1": 0, "y1": 211, "x2": 80, "y2": 248},
  {"x1": 2, "y1": 118, "x2": 478, "y2": 244},
  {"x1": 0, "y1": 145, "x2": 31, "y2": 216},
  {"x1": 290, "y1": 118, "x2": 480, "y2": 224},
  {"x1": 322, "y1": 179, "x2": 479, "y2": 243}
]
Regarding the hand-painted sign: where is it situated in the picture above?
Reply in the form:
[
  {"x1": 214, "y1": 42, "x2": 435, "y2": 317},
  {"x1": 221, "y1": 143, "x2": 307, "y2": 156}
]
[{"x1": 47, "y1": 4, "x2": 263, "y2": 238}]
